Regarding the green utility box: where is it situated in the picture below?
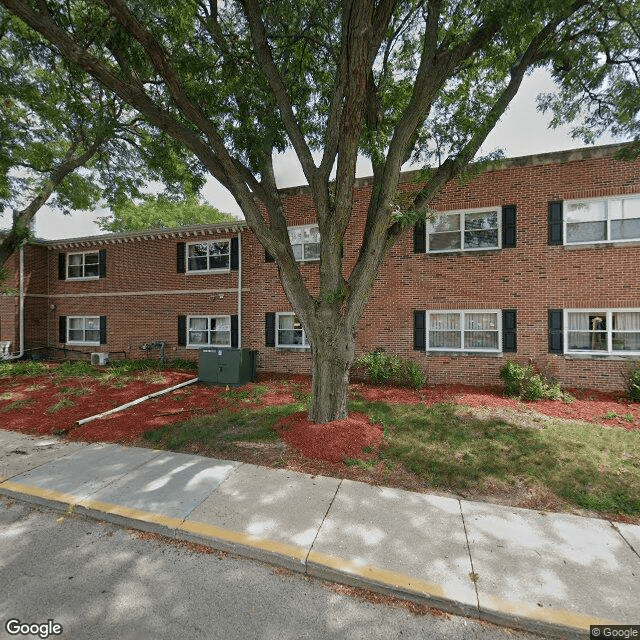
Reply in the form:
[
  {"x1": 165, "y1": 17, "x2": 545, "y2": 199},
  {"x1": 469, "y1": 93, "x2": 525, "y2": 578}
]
[{"x1": 198, "y1": 348, "x2": 258, "y2": 386}]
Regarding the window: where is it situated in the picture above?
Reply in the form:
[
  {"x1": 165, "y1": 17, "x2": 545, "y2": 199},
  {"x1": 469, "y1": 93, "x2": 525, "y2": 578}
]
[
  {"x1": 427, "y1": 310, "x2": 501, "y2": 352},
  {"x1": 566, "y1": 310, "x2": 640, "y2": 354},
  {"x1": 186, "y1": 240, "x2": 230, "y2": 272},
  {"x1": 276, "y1": 313, "x2": 309, "y2": 348},
  {"x1": 565, "y1": 196, "x2": 640, "y2": 245},
  {"x1": 187, "y1": 315, "x2": 231, "y2": 347},
  {"x1": 289, "y1": 225, "x2": 320, "y2": 261},
  {"x1": 428, "y1": 208, "x2": 500, "y2": 252},
  {"x1": 67, "y1": 316, "x2": 100, "y2": 344},
  {"x1": 67, "y1": 251, "x2": 99, "y2": 279}
]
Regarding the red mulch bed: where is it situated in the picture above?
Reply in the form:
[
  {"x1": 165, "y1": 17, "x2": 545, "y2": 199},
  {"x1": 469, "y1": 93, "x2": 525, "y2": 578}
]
[
  {"x1": 351, "y1": 382, "x2": 640, "y2": 431},
  {"x1": 276, "y1": 411, "x2": 385, "y2": 463},
  {"x1": 1, "y1": 372, "x2": 638, "y2": 457}
]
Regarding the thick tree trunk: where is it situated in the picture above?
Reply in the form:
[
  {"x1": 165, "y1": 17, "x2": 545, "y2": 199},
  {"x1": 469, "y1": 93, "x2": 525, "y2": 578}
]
[{"x1": 308, "y1": 316, "x2": 355, "y2": 423}]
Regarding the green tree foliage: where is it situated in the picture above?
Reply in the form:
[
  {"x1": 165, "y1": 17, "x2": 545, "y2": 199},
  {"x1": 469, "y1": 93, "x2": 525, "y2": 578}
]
[
  {"x1": 1, "y1": 0, "x2": 636, "y2": 422},
  {"x1": 538, "y1": 0, "x2": 640, "y2": 158},
  {"x1": 96, "y1": 195, "x2": 235, "y2": 233},
  {"x1": 0, "y1": 13, "x2": 206, "y2": 265}
]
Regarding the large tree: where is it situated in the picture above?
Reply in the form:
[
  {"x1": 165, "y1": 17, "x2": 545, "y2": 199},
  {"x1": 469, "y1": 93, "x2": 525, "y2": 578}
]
[
  {"x1": 0, "y1": 14, "x2": 205, "y2": 265},
  {"x1": 1, "y1": 0, "x2": 636, "y2": 423}
]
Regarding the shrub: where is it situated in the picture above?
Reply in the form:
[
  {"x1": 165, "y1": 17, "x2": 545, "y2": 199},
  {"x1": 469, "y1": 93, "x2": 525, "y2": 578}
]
[
  {"x1": 355, "y1": 350, "x2": 426, "y2": 390},
  {"x1": 629, "y1": 362, "x2": 640, "y2": 402},
  {"x1": 500, "y1": 360, "x2": 566, "y2": 401}
]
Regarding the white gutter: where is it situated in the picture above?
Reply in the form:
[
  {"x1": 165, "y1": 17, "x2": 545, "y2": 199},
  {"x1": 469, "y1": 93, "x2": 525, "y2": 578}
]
[
  {"x1": 5, "y1": 241, "x2": 25, "y2": 361},
  {"x1": 237, "y1": 231, "x2": 242, "y2": 348}
]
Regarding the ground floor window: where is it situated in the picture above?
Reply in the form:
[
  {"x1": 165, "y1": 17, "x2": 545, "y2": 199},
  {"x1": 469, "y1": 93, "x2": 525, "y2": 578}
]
[
  {"x1": 427, "y1": 310, "x2": 501, "y2": 352},
  {"x1": 276, "y1": 313, "x2": 309, "y2": 348},
  {"x1": 566, "y1": 310, "x2": 640, "y2": 354},
  {"x1": 187, "y1": 315, "x2": 231, "y2": 347},
  {"x1": 67, "y1": 316, "x2": 101, "y2": 344}
]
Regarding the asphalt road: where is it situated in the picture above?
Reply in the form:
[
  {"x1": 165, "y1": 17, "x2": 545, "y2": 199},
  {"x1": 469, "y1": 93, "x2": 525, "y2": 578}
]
[{"x1": 0, "y1": 497, "x2": 540, "y2": 640}]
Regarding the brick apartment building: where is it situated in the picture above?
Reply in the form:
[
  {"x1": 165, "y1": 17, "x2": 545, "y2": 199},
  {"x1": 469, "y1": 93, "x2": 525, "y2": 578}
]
[{"x1": 1, "y1": 142, "x2": 639, "y2": 392}]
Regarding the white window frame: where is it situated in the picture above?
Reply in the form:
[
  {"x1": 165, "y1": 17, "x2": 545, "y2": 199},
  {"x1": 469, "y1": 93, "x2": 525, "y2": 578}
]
[
  {"x1": 186, "y1": 315, "x2": 232, "y2": 348},
  {"x1": 288, "y1": 224, "x2": 320, "y2": 262},
  {"x1": 427, "y1": 206, "x2": 502, "y2": 253},
  {"x1": 67, "y1": 315, "x2": 101, "y2": 345},
  {"x1": 275, "y1": 312, "x2": 310, "y2": 349},
  {"x1": 564, "y1": 195, "x2": 640, "y2": 246},
  {"x1": 67, "y1": 251, "x2": 100, "y2": 280},
  {"x1": 564, "y1": 308, "x2": 640, "y2": 355},
  {"x1": 426, "y1": 309, "x2": 502, "y2": 353},
  {"x1": 186, "y1": 240, "x2": 231, "y2": 273}
]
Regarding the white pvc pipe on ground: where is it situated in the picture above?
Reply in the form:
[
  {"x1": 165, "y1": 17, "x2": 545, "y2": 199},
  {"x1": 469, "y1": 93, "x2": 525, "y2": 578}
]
[{"x1": 75, "y1": 377, "x2": 199, "y2": 426}]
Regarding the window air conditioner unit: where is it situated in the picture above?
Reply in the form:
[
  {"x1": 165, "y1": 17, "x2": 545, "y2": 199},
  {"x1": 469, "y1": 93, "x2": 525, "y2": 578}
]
[{"x1": 91, "y1": 352, "x2": 109, "y2": 366}]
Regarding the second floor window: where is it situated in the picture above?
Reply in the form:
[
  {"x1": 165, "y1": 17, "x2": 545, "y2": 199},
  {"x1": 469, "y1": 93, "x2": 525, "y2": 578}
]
[
  {"x1": 289, "y1": 225, "x2": 320, "y2": 261},
  {"x1": 428, "y1": 208, "x2": 500, "y2": 252},
  {"x1": 67, "y1": 251, "x2": 99, "y2": 279},
  {"x1": 187, "y1": 241, "x2": 230, "y2": 272},
  {"x1": 565, "y1": 196, "x2": 640, "y2": 244}
]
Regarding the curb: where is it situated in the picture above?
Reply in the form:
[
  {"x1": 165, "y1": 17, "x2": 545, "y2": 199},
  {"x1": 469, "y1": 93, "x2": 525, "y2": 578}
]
[{"x1": 0, "y1": 480, "x2": 610, "y2": 640}]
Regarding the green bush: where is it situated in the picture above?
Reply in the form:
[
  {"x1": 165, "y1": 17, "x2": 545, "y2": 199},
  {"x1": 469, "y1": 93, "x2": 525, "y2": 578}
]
[
  {"x1": 629, "y1": 362, "x2": 640, "y2": 402},
  {"x1": 500, "y1": 360, "x2": 565, "y2": 401},
  {"x1": 355, "y1": 350, "x2": 426, "y2": 390}
]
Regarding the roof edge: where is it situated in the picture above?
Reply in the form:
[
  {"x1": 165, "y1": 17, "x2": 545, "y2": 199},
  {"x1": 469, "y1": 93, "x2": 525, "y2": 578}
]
[
  {"x1": 278, "y1": 142, "x2": 634, "y2": 197},
  {"x1": 42, "y1": 219, "x2": 246, "y2": 249}
]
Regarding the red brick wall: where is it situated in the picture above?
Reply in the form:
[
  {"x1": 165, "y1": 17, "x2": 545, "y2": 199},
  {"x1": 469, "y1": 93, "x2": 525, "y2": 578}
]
[
  {"x1": 4, "y1": 145, "x2": 639, "y2": 392},
  {"x1": 246, "y1": 146, "x2": 640, "y2": 391}
]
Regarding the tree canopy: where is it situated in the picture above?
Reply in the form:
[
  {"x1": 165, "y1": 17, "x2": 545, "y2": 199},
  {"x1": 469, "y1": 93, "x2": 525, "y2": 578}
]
[
  {"x1": 1, "y1": 0, "x2": 637, "y2": 422},
  {"x1": 96, "y1": 195, "x2": 234, "y2": 232},
  {"x1": 0, "y1": 12, "x2": 206, "y2": 264}
]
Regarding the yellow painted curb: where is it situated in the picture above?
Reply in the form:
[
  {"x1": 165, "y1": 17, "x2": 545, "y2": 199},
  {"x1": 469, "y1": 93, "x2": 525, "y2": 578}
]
[
  {"x1": 0, "y1": 480, "x2": 78, "y2": 506},
  {"x1": 480, "y1": 593, "x2": 620, "y2": 631},
  {"x1": 78, "y1": 498, "x2": 184, "y2": 530},
  {"x1": 177, "y1": 519, "x2": 307, "y2": 563},
  {"x1": 306, "y1": 549, "x2": 447, "y2": 599}
]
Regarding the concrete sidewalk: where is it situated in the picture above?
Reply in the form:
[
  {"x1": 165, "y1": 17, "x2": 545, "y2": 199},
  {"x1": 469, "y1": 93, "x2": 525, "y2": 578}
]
[{"x1": 1, "y1": 428, "x2": 638, "y2": 639}]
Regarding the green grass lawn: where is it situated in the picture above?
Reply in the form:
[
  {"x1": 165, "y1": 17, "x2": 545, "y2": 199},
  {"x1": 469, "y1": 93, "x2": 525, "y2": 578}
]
[
  {"x1": 143, "y1": 396, "x2": 640, "y2": 519},
  {"x1": 351, "y1": 399, "x2": 640, "y2": 517}
]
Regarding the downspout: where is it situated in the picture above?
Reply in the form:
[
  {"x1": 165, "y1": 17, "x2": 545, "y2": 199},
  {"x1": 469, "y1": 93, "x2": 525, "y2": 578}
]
[
  {"x1": 237, "y1": 231, "x2": 242, "y2": 349},
  {"x1": 6, "y1": 241, "x2": 25, "y2": 360}
]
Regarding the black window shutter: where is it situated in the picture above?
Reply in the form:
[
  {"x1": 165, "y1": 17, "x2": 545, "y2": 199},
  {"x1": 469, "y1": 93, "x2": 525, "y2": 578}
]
[
  {"x1": 230, "y1": 237, "x2": 239, "y2": 270},
  {"x1": 502, "y1": 310, "x2": 517, "y2": 352},
  {"x1": 502, "y1": 205, "x2": 517, "y2": 248},
  {"x1": 548, "y1": 201, "x2": 563, "y2": 245},
  {"x1": 99, "y1": 249, "x2": 107, "y2": 278},
  {"x1": 178, "y1": 316, "x2": 187, "y2": 346},
  {"x1": 231, "y1": 315, "x2": 238, "y2": 347},
  {"x1": 58, "y1": 253, "x2": 66, "y2": 280},
  {"x1": 548, "y1": 309, "x2": 563, "y2": 353},
  {"x1": 413, "y1": 310, "x2": 426, "y2": 350},
  {"x1": 99, "y1": 316, "x2": 107, "y2": 345},
  {"x1": 413, "y1": 222, "x2": 426, "y2": 253},
  {"x1": 265, "y1": 248, "x2": 275, "y2": 263},
  {"x1": 59, "y1": 316, "x2": 67, "y2": 343},
  {"x1": 177, "y1": 243, "x2": 186, "y2": 273},
  {"x1": 265, "y1": 312, "x2": 276, "y2": 347}
]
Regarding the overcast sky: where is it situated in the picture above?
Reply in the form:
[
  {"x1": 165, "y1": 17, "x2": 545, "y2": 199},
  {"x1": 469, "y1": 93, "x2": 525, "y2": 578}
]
[{"x1": 20, "y1": 69, "x2": 623, "y2": 239}]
